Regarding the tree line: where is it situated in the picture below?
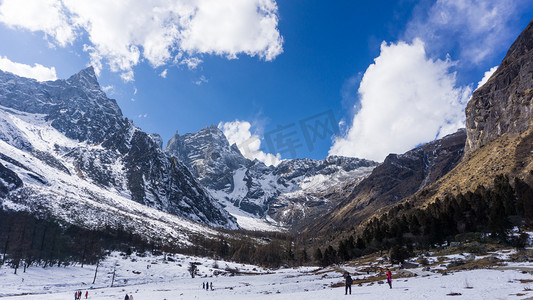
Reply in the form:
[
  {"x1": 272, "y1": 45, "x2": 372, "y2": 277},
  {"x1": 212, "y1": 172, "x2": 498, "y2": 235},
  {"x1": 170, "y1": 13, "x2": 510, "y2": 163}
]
[
  {"x1": 0, "y1": 209, "x2": 154, "y2": 273},
  {"x1": 310, "y1": 175, "x2": 533, "y2": 266},
  {"x1": 1, "y1": 174, "x2": 531, "y2": 271}
]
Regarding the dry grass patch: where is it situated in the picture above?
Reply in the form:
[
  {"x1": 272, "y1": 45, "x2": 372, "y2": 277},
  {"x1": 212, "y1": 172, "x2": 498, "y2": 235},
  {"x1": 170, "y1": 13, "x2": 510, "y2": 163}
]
[
  {"x1": 518, "y1": 279, "x2": 533, "y2": 284},
  {"x1": 443, "y1": 258, "x2": 503, "y2": 272},
  {"x1": 330, "y1": 281, "x2": 345, "y2": 288}
]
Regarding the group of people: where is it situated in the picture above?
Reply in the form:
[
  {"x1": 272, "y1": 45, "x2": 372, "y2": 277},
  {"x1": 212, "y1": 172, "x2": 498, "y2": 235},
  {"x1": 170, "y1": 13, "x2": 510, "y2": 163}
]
[
  {"x1": 344, "y1": 268, "x2": 393, "y2": 295},
  {"x1": 74, "y1": 290, "x2": 88, "y2": 299},
  {"x1": 202, "y1": 282, "x2": 213, "y2": 291},
  {"x1": 124, "y1": 294, "x2": 134, "y2": 300}
]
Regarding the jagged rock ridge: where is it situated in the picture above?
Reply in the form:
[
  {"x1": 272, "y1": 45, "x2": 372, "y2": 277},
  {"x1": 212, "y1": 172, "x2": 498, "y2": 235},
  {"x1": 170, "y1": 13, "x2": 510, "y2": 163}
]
[
  {"x1": 166, "y1": 127, "x2": 378, "y2": 228},
  {"x1": 0, "y1": 67, "x2": 237, "y2": 231}
]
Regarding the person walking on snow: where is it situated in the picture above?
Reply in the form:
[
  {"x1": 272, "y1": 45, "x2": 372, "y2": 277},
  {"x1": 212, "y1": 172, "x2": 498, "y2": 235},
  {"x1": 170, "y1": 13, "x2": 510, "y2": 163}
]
[
  {"x1": 345, "y1": 273, "x2": 353, "y2": 295},
  {"x1": 124, "y1": 294, "x2": 130, "y2": 300},
  {"x1": 85, "y1": 291, "x2": 88, "y2": 299},
  {"x1": 386, "y1": 269, "x2": 392, "y2": 289}
]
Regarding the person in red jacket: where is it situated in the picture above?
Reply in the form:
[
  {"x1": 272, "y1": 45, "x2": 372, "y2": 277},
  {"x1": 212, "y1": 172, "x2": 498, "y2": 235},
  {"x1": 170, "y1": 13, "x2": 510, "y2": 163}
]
[{"x1": 386, "y1": 269, "x2": 392, "y2": 289}]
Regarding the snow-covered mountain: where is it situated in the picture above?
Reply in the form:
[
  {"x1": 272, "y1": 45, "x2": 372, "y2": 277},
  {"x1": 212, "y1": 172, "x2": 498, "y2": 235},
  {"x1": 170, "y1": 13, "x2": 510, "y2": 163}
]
[
  {"x1": 0, "y1": 66, "x2": 376, "y2": 234},
  {"x1": 166, "y1": 127, "x2": 378, "y2": 230},
  {"x1": 0, "y1": 67, "x2": 238, "y2": 243}
]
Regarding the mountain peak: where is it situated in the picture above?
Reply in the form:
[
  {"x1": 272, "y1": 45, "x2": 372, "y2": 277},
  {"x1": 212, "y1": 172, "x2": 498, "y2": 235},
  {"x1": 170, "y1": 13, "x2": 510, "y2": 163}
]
[{"x1": 67, "y1": 66, "x2": 100, "y2": 89}]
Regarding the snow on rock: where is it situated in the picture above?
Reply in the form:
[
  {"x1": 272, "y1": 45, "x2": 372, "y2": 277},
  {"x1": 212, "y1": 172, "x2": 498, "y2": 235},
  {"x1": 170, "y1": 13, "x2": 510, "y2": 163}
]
[
  {"x1": 166, "y1": 127, "x2": 379, "y2": 230},
  {"x1": 0, "y1": 68, "x2": 238, "y2": 240}
]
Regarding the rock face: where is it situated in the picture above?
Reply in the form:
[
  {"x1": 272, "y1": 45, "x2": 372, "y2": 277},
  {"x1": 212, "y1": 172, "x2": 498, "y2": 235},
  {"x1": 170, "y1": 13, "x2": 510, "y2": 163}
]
[
  {"x1": 306, "y1": 129, "x2": 467, "y2": 233},
  {"x1": 0, "y1": 162, "x2": 22, "y2": 197},
  {"x1": 0, "y1": 67, "x2": 124, "y2": 144},
  {"x1": 466, "y1": 19, "x2": 533, "y2": 152},
  {"x1": 0, "y1": 67, "x2": 237, "y2": 229},
  {"x1": 403, "y1": 19, "x2": 533, "y2": 206},
  {"x1": 166, "y1": 126, "x2": 378, "y2": 228},
  {"x1": 166, "y1": 126, "x2": 250, "y2": 191}
]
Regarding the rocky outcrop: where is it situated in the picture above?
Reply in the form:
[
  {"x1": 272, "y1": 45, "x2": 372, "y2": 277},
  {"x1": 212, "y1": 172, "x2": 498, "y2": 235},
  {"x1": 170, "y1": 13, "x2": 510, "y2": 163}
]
[
  {"x1": 466, "y1": 19, "x2": 533, "y2": 152},
  {"x1": 0, "y1": 162, "x2": 22, "y2": 197},
  {"x1": 166, "y1": 126, "x2": 250, "y2": 190}
]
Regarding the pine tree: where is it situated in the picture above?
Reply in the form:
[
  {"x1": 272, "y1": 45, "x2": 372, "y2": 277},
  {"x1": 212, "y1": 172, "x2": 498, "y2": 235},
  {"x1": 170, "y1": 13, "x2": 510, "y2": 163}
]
[
  {"x1": 313, "y1": 248, "x2": 323, "y2": 264},
  {"x1": 489, "y1": 195, "x2": 511, "y2": 240}
]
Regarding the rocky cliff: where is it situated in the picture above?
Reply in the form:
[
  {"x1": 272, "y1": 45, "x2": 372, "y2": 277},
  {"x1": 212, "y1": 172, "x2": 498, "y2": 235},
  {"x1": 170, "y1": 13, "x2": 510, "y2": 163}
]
[{"x1": 466, "y1": 19, "x2": 533, "y2": 152}]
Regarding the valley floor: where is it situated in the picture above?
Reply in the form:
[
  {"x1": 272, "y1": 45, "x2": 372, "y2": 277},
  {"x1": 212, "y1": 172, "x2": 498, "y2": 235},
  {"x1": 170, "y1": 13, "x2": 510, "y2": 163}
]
[{"x1": 1, "y1": 251, "x2": 533, "y2": 300}]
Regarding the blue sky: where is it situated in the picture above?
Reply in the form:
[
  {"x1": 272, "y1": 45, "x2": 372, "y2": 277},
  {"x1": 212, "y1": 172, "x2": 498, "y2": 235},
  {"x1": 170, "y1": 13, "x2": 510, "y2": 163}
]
[{"x1": 0, "y1": 0, "x2": 532, "y2": 164}]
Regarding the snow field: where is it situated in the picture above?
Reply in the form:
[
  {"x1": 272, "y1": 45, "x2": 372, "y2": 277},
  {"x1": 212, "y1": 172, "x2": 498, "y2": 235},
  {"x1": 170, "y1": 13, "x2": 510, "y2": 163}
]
[{"x1": 1, "y1": 251, "x2": 533, "y2": 299}]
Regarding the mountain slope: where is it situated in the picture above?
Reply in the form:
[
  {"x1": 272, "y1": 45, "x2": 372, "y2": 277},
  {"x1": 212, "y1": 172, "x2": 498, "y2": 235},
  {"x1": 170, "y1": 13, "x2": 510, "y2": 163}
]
[
  {"x1": 305, "y1": 128, "x2": 467, "y2": 234},
  {"x1": 0, "y1": 68, "x2": 237, "y2": 238}
]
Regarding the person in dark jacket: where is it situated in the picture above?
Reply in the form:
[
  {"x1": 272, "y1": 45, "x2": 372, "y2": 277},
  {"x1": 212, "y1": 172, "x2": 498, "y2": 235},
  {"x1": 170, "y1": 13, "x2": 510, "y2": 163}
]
[
  {"x1": 345, "y1": 273, "x2": 353, "y2": 295},
  {"x1": 124, "y1": 294, "x2": 130, "y2": 300}
]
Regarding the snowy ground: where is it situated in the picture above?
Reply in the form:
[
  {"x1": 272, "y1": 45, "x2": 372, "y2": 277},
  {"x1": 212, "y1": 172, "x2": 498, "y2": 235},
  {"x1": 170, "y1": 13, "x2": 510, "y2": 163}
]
[{"x1": 1, "y1": 250, "x2": 533, "y2": 300}]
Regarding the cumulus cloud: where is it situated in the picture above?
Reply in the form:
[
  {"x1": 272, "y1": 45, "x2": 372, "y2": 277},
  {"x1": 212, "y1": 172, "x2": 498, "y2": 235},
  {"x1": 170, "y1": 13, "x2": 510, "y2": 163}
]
[
  {"x1": 0, "y1": 56, "x2": 57, "y2": 81},
  {"x1": 476, "y1": 65, "x2": 498, "y2": 90},
  {"x1": 405, "y1": 0, "x2": 519, "y2": 64},
  {"x1": 0, "y1": 0, "x2": 75, "y2": 46},
  {"x1": 219, "y1": 120, "x2": 281, "y2": 166},
  {"x1": 159, "y1": 69, "x2": 168, "y2": 78},
  {"x1": 329, "y1": 40, "x2": 471, "y2": 162},
  {"x1": 0, "y1": 0, "x2": 283, "y2": 81}
]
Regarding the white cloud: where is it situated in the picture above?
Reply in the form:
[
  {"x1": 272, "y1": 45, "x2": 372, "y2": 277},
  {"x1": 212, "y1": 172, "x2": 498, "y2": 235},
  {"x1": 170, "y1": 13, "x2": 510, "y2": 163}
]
[
  {"x1": 194, "y1": 75, "x2": 208, "y2": 85},
  {"x1": 476, "y1": 65, "x2": 498, "y2": 90},
  {"x1": 137, "y1": 113, "x2": 148, "y2": 118},
  {"x1": 179, "y1": 0, "x2": 283, "y2": 61},
  {"x1": 159, "y1": 69, "x2": 168, "y2": 78},
  {"x1": 0, "y1": 0, "x2": 283, "y2": 81},
  {"x1": 0, "y1": 0, "x2": 75, "y2": 46},
  {"x1": 405, "y1": 0, "x2": 519, "y2": 64},
  {"x1": 179, "y1": 57, "x2": 203, "y2": 70},
  {"x1": 219, "y1": 120, "x2": 281, "y2": 166},
  {"x1": 0, "y1": 56, "x2": 57, "y2": 81},
  {"x1": 329, "y1": 40, "x2": 472, "y2": 162},
  {"x1": 102, "y1": 85, "x2": 114, "y2": 93}
]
